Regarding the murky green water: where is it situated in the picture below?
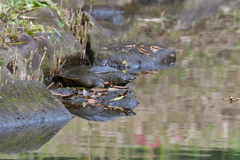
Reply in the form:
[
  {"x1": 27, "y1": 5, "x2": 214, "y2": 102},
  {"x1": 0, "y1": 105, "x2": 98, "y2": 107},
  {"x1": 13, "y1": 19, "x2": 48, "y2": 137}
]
[
  {"x1": 1, "y1": 0, "x2": 240, "y2": 159},
  {"x1": 16, "y1": 50, "x2": 239, "y2": 160}
]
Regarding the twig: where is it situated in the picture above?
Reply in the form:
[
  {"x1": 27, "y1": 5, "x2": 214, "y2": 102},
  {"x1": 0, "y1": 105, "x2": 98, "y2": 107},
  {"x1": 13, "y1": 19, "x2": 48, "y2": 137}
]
[
  {"x1": 14, "y1": 47, "x2": 38, "y2": 80},
  {"x1": 30, "y1": 51, "x2": 46, "y2": 80},
  {"x1": 0, "y1": 41, "x2": 11, "y2": 50},
  {"x1": 58, "y1": 59, "x2": 66, "y2": 71},
  {"x1": 47, "y1": 82, "x2": 54, "y2": 89}
]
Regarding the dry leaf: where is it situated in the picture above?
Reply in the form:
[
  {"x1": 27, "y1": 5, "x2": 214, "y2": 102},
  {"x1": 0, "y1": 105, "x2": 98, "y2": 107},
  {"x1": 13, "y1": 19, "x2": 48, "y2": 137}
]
[
  {"x1": 62, "y1": 94, "x2": 76, "y2": 100},
  {"x1": 82, "y1": 102, "x2": 88, "y2": 108},
  {"x1": 87, "y1": 99, "x2": 101, "y2": 104},
  {"x1": 122, "y1": 69, "x2": 128, "y2": 73},
  {"x1": 109, "y1": 90, "x2": 128, "y2": 101},
  {"x1": 121, "y1": 48, "x2": 128, "y2": 52},
  {"x1": 110, "y1": 95, "x2": 124, "y2": 101},
  {"x1": 50, "y1": 90, "x2": 75, "y2": 98},
  {"x1": 108, "y1": 88, "x2": 120, "y2": 92},
  {"x1": 122, "y1": 60, "x2": 128, "y2": 66},
  {"x1": 83, "y1": 89, "x2": 88, "y2": 97},
  {"x1": 150, "y1": 46, "x2": 169, "y2": 53},
  {"x1": 121, "y1": 90, "x2": 129, "y2": 97},
  {"x1": 101, "y1": 47, "x2": 108, "y2": 50},
  {"x1": 125, "y1": 45, "x2": 134, "y2": 48},
  {"x1": 90, "y1": 88, "x2": 107, "y2": 92},
  {"x1": 137, "y1": 48, "x2": 153, "y2": 57},
  {"x1": 150, "y1": 46, "x2": 160, "y2": 52},
  {"x1": 114, "y1": 86, "x2": 129, "y2": 89}
]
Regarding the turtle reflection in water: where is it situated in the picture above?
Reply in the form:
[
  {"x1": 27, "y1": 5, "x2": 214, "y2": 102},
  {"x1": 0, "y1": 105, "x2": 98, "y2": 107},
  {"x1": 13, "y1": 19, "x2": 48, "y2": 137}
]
[{"x1": 52, "y1": 66, "x2": 135, "y2": 88}]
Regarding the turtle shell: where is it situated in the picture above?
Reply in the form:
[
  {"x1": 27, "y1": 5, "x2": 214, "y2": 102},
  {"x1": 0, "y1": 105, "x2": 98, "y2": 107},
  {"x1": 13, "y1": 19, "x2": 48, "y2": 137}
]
[{"x1": 52, "y1": 66, "x2": 131, "y2": 87}]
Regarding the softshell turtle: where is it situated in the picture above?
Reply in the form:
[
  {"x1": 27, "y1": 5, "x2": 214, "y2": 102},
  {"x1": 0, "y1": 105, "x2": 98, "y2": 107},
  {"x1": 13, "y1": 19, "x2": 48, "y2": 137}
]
[{"x1": 52, "y1": 66, "x2": 135, "y2": 88}]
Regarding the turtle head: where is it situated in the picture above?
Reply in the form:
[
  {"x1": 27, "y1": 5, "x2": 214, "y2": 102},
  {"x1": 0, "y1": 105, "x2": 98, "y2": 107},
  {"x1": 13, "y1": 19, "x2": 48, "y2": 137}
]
[{"x1": 121, "y1": 73, "x2": 135, "y2": 83}]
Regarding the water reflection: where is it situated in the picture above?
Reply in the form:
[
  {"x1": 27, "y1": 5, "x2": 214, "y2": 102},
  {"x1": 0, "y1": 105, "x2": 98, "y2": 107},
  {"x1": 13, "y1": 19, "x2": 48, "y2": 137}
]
[
  {"x1": 68, "y1": 104, "x2": 136, "y2": 121},
  {"x1": 0, "y1": 120, "x2": 69, "y2": 154}
]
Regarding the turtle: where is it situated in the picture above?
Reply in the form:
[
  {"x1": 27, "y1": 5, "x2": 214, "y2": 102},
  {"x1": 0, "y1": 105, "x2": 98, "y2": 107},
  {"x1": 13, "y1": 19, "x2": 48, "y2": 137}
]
[{"x1": 52, "y1": 66, "x2": 135, "y2": 88}]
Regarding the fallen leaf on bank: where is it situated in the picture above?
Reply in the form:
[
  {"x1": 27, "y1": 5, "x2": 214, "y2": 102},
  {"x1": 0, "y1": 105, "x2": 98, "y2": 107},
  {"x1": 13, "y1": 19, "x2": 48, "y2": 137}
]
[
  {"x1": 90, "y1": 87, "x2": 107, "y2": 92},
  {"x1": 82, "y1": 102, "x2": 88, "y2": 108},
  {"x1": 138, "y1": 48, "x2": 152, "y2": 56},
  {"x1": 108, "y1": 88, "x2": 120, "y2": 92},
  {"x1": 122, "y1": 60, "x2": 128, "y2": 66},
  {"x1": 150, "y1": 46, "x2": 160, "y2": 52},
  {"x1": 122, "y1": 69, "x2": 128, "y2": 73},
  {"x1": 138, "y1": 48, "x2": 155, "y2": 60},
  {"x1": 121, "y1": 90, "x2": 129, "y2": 96},
  {"x1": 125, "y1": 44, "x2": 134, "y2": 47},
  {"x1": 109, "y1": 90, "x2": 128, "y2": 101},
  {"x1": 150, "y1": 46, "x2": 168, "y2": 53},
  {"x1": 50, "y1": 90, "x2": 75, "y2": 99},
  {"x1": 91, "y1": 103, "x2": 103, "y2": 107},
  {"x1": 83, "y1": 89, "x2": 88, "y2": 97},
  {"x1": 91, "y1": 92, "x2": 106, "y2": 98},
  {"x1": 108, "y1": 106, "x2": 129, "y2": 116},
  {"x1": 62, "y1": 94, "x2": 76, "y2": 100},
  {"x1": 110, "y1": 95, "x2": 124, "y2": 101},
  {"x1": 90, "y1": 88, "x2": 105, "y2": 92},
  {"x1": 87, "y1": 99, "x2": 101, "y2": 104},
  {"x1": 114, "y1": 86, "x2": 129, "y2": 89}
]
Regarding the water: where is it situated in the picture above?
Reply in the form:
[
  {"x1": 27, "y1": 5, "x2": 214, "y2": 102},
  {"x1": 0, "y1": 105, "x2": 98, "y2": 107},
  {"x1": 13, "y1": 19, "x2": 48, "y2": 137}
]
[{"x1": 2, "y1": 0, "x2": 240, "y2": 159}]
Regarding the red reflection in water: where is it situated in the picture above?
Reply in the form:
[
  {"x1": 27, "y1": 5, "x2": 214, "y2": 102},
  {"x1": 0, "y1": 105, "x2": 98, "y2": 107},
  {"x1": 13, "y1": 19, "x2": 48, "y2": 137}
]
[{"x1": 134, "y1": 134, "x2": 160, "y2": 147}]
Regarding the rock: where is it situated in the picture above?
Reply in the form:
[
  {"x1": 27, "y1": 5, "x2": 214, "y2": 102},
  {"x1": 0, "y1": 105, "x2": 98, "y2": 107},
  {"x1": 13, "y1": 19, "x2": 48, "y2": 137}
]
[
  {"x1": 25, "y1": 7, "x2": 66, "y2": 32},
  {"x1": 52, "y1": 86, "x2": 139, "y2": 110},
  {"x1": 0, "y1": 66, "x2": 14, "y2": 86},
  {"x1": 83, "y1": 1, "x2": 139, "y2": 36},
  {"x1": 84, "y1": 0, "x2": 132, "y2": 6},
  {"x1": 0, "y1": 80, "x2": 72, "y2": 126},
  {"x1": 34, "y1": 35, "x2": 55, "y2": 72},
  {"x1": 85, "y1": 13, "x2": 176, "y2": 73},
  {"x1": 52, "y1": 0, "x2": 84, "y2": 9},
  {"x1": 0, "y1": 33, "x2": 42, "y2": 80},
  {"x1": 174, "y1": 0, "x2": 227, "y2": 30},
  {"x1": 34, "y1": 32, "x2": 81, "y2": 67},
  {"x1": 88, "y1": 31, "x2": 176, "y2": 72},
  {"x1": 52, "y1": 65, "x2": 135, "y2": 88},
  {"x1": 99, "y1": 88, "x2": 139, "y2": 109},
  {"x1": 0, "y1": 119, "x2": 69, "y2": 154}
]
